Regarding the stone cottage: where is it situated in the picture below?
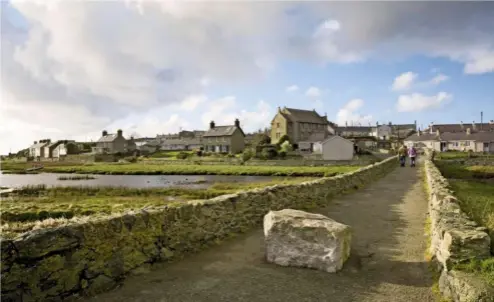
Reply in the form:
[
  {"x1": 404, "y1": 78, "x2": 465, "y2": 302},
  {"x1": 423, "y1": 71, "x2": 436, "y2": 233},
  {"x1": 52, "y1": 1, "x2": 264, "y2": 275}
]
[
  {"x1": 270, "y1": 107, "x2": 335, "y2": 145},
  {"x1": 93, "y1": 130, "x2": 130, "y2": 154},
  {"x1": 202, "y1": 119, "x2": 245, "y2": 153}
]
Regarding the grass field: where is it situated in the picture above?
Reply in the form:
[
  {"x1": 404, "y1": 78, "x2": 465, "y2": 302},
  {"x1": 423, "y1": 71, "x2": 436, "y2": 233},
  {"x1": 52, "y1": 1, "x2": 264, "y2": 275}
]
[
  {"x1": 436, "y1": 151, "x2": 494, "y2": 160},
  {"x1": 436, "y1": 162, "x2": 494, "y2": 285},
  {"x1": 1, "y1": 161, "x2": 359, "y2": 176},
  {"x1": 433, "y1": 161, "x2": 494, "y2": 179},
  {"x1": 1, "y1": 177, "x2": 315, "y2": 237}
]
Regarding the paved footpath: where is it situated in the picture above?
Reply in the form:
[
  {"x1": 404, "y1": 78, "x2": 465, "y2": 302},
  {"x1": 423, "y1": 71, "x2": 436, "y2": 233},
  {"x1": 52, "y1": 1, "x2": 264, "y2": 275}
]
[{"x1": 90, "y1": 164, "x2": 434, "y2": 302}]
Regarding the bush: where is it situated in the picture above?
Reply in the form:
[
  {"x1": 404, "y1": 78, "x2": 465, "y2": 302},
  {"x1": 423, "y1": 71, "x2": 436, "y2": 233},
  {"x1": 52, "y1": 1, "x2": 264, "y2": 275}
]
[
  {"x1": 261, "y1": 148, "x2": 278, "y2": 160},
  {"x1": 242, "y1": 149, "x2": 254, "y2": 162},
  {"x1": 176, "y1": 152, "x2": 189, "y2": 160},
  {"x1": 276, "y1": 134, "x2": 291, "y2": 147},
  {"x1": 123, "y1": 156, "x2": 137, "y2": 163},
  {"x1": 226, "y1": 153, "x2": 235, "y2": 158},
  {"x1": 196, "y1": 150, "x2": 203, "y2": 157},
  {"x1": 280, "y1": 140, "x2": 293, "y2": 152},
  {"x1": 278, "y1": 150, "x2": 287, "y2": 159}
]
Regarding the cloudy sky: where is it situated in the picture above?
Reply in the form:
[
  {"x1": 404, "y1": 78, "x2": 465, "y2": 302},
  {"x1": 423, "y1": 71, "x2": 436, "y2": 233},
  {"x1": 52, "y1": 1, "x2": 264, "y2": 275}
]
[{"x1": 1, "y1": 1, "x2": 494, "y2": 154}]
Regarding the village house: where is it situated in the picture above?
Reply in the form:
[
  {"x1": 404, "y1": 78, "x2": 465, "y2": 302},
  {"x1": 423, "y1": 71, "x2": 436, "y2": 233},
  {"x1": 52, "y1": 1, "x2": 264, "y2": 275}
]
[
  {"x1": 28, "y1": 140, "x2": 50, "y2": 159},
  {"x1": 43, "y1": 140, "x2": 76, "y2": 159},
  {"x1": 93, "y1": 130, "x2": 135, "y2": 154},
  {"x1": 312, "y1": 136, "x2": 355, "y2": 160},
  {"x1": 404, "y1": 128, "x2": 494, "y2": 152},
  {"x1": 423, "y1": 121, "x2": 494, "y2": 134},
  {"x1": 202, "y1": 119, "x2": 245, "y2": 153},
  {"x1": 270, "y1": 107, "x2": 335, "y2": 145}
]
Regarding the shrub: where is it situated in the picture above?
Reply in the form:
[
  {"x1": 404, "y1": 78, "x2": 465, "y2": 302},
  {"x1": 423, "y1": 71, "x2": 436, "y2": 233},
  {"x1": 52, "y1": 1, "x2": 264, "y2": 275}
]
[
  {"x1": 242, "y1": 149, "x2": 254, "y2": 162},
  {"x1": 226, "y1": 153, "x2": 235, "y2": 158},
  {"x1": 124, "y1": 156, "x2": 137, "y2": 163},
  {"x1": 261, "y1": 148, "x2": 278, "y2": 160},
  {"x1": 280, "y1": 140, "x2": 293, "y2": 152},
  {"x1": 176, "y1": 152, "x2": 189, "y2": 160},
  {"x1": 278, "y1": 150, "x2": 287, "y2": 159},
  {"x1": 196, "y1": 150, "x2": 203, "y2": 157}
]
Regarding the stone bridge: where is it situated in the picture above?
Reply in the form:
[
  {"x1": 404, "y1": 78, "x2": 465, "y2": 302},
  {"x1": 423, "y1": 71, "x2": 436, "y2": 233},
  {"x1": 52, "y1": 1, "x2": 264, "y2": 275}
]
[{"x1": 89, "y1": 164, "x2": 434, "y2": 302}]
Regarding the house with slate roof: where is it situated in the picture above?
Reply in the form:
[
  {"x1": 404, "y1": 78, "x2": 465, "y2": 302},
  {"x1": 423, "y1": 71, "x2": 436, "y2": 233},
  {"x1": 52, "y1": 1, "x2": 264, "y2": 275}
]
[
  {"x1": 29, "y1": 140, "x2": 50, "y2": 159},
  {"x1": 43, "y1": 140, "x2": 76, "y2": 159},
  {"x1": 270, "y1": 107, "x2": 335, "y2": 145},
  {"x1": 93, "y1": 129, "x2": 134, "y2": 154},
  {"x1": 404, "y1": 127, "x2": 494, "y2": 153},
  {"x1": 202, "y1": 119, "x2": 245, "y2": 153}
]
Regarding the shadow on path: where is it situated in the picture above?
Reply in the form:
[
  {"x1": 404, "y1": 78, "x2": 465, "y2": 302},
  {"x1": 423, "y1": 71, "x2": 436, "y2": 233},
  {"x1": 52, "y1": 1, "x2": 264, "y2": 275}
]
[{"x1": 89, "y1": 165, "x2": 434, "y2": 302}]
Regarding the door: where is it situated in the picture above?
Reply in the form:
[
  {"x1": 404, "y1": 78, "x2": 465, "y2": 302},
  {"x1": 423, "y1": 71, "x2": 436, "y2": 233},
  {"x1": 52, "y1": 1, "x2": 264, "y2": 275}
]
[
  {"x1": 484, "y1": 143, "x2": 489, "y2": 152},
  {"x1": 215, "y1": 145, "x2": 220, "y2": 153},
  {"x1": 440, "y1": 142, "x2": 446, "y2": 152}
]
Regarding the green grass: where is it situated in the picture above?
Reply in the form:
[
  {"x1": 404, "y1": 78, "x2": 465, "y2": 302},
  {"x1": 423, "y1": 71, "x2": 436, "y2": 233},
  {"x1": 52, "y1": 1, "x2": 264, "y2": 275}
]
[
  {"x1": 454, "y1": 258, "x2": 494, "y2": 286},
  {"x1": 434, "y1": 161, "x2": 494, "y2": 179},
  {"x1": 0, "y1": 177, "x2": 316, "y2": 236},
  {"x1": 149, "y1": 151, "x2": 194, "y2": 159},
  {"x1": 2, "y1": 162, "x2": 359, "y2": 177},
  {"x1": 436, "y1": 151, "x2": 494, "y2": 160}
]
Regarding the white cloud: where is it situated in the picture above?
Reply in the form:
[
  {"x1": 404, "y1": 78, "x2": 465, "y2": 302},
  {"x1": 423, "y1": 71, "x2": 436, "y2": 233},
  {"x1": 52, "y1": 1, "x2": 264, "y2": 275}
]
[
  {"x1": 2, "y1": 1, "x2": 494, "y2": 153},
  {"x1": 305, "y1": 86, "x2": 321, "y2": 97},
  {"x1": 336, "y1": 99, "x2": 373, "y2": 126},
  {"x1": 396, "y1": 92, "x2": 453, "y2": 112},
  {"x1": 429, "y1": 73, "x2": 449, "y2": 85},
  {"x1": 391, "y1": 72, "x2": 417, "y2": 91},
  {"x1": 286, "y1": 85, "x2": 299, "y2": 92},
  {"x1": 179, "y1": 94, "x2": 207, "y2": 111}
]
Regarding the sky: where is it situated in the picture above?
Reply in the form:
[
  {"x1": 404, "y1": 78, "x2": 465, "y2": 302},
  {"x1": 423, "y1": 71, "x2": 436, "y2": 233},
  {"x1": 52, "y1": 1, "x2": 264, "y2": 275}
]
[{"x1": 1, "y1": 1, "x2": 494, "y2": 154}]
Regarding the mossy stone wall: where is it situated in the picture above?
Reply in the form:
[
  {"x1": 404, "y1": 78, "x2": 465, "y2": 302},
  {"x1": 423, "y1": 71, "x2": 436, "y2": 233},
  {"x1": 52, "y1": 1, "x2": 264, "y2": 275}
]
[{"x1": 1, "y1": 156, "x2": 397, "y2": 301}]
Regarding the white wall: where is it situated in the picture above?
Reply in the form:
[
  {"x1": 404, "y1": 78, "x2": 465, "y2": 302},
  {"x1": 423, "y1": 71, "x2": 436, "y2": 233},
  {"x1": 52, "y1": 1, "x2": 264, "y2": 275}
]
[{"x1": 321, "y1": 137, "x2": 354, "y2": 160}]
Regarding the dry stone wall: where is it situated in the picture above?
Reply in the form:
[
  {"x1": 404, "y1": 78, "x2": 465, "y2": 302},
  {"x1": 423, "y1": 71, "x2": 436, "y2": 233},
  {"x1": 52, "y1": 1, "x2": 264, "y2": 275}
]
[
  {"x1": 1, "y1": 156, "x2": 397, "y2": 301},
  {"x1": 423, "y1": 151, "x2": 494, "y2": 301}
]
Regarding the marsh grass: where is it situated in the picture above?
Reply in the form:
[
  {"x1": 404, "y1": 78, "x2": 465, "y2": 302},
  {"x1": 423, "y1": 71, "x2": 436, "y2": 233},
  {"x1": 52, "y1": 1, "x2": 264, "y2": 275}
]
[
  {"x1": 434, "y1": 161, "x2": 494, "y2": 179},
  {"x1": 0, "y1": 177, "x2": 315, "y2": 236}
]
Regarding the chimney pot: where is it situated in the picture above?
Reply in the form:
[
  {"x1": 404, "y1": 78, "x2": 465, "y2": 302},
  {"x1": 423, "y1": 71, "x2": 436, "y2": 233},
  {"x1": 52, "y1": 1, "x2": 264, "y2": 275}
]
[
  {"x1": 210, "y1": 121, "x2": 215, "y2": 129},
  {"x1": 102, "y1": 130, "x2": 108, "y2": 136},
  {"x1": 117, "y1": 129, "x2": 123, "y2": 137},
  {"x1": 234, "y1": 118, "x2": 240, "y2": 128}
]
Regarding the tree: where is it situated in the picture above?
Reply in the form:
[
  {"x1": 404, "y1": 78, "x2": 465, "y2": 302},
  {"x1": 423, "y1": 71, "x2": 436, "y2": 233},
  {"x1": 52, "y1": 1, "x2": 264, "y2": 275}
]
[
  {"x1": 253, "y1": 133, "x2": 271, "y2": 147},
  {"x1": 276, "y1": 134, "x2": 290, "y2": 147}
]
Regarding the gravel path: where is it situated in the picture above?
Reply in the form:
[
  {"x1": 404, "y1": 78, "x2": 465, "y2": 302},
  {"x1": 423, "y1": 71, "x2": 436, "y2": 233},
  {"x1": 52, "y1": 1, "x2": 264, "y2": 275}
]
[{"x1": 90, "y1": 164, "x2": 434, "y2": 302}]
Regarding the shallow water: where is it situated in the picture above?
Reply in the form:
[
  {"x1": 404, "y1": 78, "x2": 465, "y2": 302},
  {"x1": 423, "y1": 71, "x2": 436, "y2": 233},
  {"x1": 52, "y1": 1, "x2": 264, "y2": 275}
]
[{"x1": 0, "y1": 173, "x2": 283, "y2": 189}]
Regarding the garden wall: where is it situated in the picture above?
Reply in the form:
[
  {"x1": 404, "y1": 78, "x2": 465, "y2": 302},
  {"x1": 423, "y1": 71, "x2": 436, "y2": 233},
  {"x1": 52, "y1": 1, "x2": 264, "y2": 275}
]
[
  {"x1": 143, "y1": 158, "x2": 377, "y2": 167},
  {"x1": 423, "y1": 151, "x2": 494, "y2": 301},
  {"x1": 1, "y1": 156, "x2": 398, "y2": 301}
]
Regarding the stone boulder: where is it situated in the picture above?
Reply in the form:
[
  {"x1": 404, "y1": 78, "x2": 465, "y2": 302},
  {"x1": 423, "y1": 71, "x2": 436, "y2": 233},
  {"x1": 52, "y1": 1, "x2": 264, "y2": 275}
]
[{"x1": 263, "y1": 209, "x2": 351, "y2": 273}]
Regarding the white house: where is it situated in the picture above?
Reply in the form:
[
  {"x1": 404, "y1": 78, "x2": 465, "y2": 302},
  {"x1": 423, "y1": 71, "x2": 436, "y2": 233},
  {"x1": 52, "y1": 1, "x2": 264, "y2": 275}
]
[
  {"x1": 313, "y1": 135, "x2": 354, "y2": 160},
  {"x1": 404, "y1": 129, "x2": 494, "y2": 152}
]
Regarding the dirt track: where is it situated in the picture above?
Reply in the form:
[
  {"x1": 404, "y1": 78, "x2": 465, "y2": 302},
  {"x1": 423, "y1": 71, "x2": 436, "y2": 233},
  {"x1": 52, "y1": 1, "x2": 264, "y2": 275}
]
[{"x1": 90, "y1": 164, "x2": 434, "y2": 302}]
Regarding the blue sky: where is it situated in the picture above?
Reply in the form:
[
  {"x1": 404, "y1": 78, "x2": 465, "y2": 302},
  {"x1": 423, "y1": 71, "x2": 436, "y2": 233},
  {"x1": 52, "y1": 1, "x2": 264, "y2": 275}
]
[{"x1": 1, "y1": 1, "x2": 494, "y2": 153}]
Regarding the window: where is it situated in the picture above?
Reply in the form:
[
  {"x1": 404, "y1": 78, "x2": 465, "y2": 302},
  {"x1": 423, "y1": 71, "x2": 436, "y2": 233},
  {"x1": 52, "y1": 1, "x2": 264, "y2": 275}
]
[
  {"x1": 276, "y1": 123, "x2": 280, "y2": 128},
  {"x1": 276, "y1": 133, "x2": 281, "y2": 139},
  {"x1": 465, "y1": 141, "x2": 470, "y2": 146}
]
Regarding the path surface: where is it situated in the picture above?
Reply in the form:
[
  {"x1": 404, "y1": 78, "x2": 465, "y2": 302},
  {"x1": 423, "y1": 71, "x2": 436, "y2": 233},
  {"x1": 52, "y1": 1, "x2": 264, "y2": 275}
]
[{"x1": 90, "y1": 164, "x2": 434, "y2": 302}]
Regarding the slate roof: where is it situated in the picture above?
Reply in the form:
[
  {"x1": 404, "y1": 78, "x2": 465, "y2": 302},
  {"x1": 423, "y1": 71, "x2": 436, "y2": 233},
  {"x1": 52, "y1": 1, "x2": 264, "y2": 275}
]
[
  {"x1": 282, "y1": 108, "x2": 328, "y2": 124},
  {"x1": 203, "y1": 125, "x2": 245, "y2": 137},
  {"x1": 336, "y1": 126, "x2": 372, "y2": 133},
  {"x1": 299, "y1": 132, "x2": 329, "y2": 143},
  {"x1": 424, "y1": 123, "x2": 494, "y2": 133},
  {"x1": 30, "y1": 142, "x2": 49, "y2": 149},
  {"x1": 97, "y1": 134, "x2": 119, "y2": 143},
  {"x1": 405, "y1": 131, "x2": 494, "y2": 142}
]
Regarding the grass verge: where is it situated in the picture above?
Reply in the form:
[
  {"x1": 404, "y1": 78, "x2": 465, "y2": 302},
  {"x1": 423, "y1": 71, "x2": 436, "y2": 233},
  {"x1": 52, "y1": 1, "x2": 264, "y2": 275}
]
[{"x1": 1, "y1": 161, "x2": 359, "y2": 176}]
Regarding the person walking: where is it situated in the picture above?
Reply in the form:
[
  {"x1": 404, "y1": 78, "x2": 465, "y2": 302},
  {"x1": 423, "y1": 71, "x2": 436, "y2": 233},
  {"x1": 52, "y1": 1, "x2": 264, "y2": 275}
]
[
  {"x1": 408, "y1": 145, "x2": 417, "y2": 167},
  {"x1": 398, "y1": 144, "x2": 408, "y2": 167}
]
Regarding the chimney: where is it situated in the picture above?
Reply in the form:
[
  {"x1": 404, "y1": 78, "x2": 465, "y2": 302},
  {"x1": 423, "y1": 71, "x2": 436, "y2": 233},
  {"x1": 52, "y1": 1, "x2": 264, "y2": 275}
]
[
  {"x1": 417, "y1": 129, "x2": 421, "y2": 136},
  {"x1": 117, "y1": 129, "x2": 123, "y2": 137},
  {"x1": 234, "y1": 118, "x2": 240, "y2": 128},
  {"x1": 277, "y1": 106, "x2": 281, "y2": 113},
  {"x1": 34, "y1": 141, "x2": 37, "y2": 144},
  {"x1": 460, "y1": 121, "x2": 464, "y2": 130},
  {"x1": 388, "y1": 121, "x2": 392, "y2": 126},
  {"x1": 466, "y1": 128, "x2": 471, "y2": 135},
  {"x1": 376, "y1": 121, "x2": 379, "y2": 126},
  {"x1": 436, "y1": 129, "x2": 440, "y2": 136},
  {"x1": 472, "y1": 121, "x2": 477, "y2": 131},
  {"x1": 102, "y1": 130, "x2": 108, "y2": 136},
  {"x1": 210, "y1": 121, "x2": 215, "y2": 129},
  {"x1": 481, "y1": 111, "x2": 483, "y2": 130}
]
